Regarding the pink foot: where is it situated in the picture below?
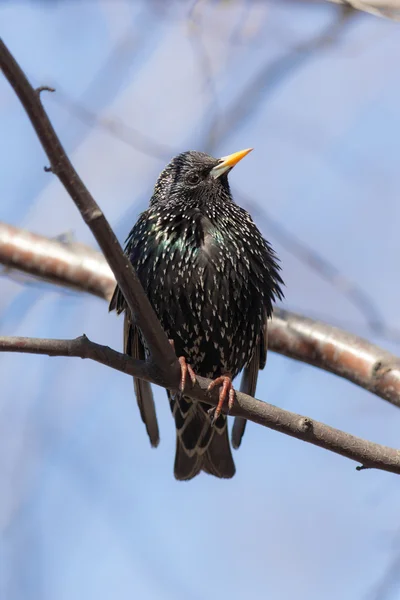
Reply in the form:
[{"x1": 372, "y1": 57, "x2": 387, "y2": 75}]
[
  {"x1": 169, "y1": 339, "x2": 196, "y2": 392},
  {"x1": 207, "y1": 374, "x2": 235, "y2": 425}
]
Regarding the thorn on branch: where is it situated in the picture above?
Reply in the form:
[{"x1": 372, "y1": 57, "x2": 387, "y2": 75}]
[
  {"x1": 36, "y1": 85, "x2": 55, "y2": 97},
  {"x1": 356, "y1": 464, "x2": 372, "y2": 472},
  {"x1": 44, "y1": 165, "x2": 53, "y2": 173}
]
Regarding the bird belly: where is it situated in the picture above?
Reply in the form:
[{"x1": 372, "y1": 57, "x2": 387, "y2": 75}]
[{"x1": 149, "y1": 261, "x2": 262, "y2": 381}]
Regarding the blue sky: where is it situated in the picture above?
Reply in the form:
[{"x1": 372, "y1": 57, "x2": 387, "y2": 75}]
[{"x1": 1, "y1": 1, "x2": 400, "y2": 599}]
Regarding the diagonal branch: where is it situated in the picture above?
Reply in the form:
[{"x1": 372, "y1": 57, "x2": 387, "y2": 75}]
[
  {"x1": 1, "y1": 333, "x2": 400, "y2": 475},
  {"x1": 0, "y1": 38, "x2": 177, "y2": 380}
]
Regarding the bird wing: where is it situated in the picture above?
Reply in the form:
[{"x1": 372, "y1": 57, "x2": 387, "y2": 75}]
[
  {"x1": 259, "y1": 312, "x2": 268, "y2": 370},
  {"x1": 110, "y1": 279, "x2": 160, "y2": 448},
  {"x1": 124, "y1": 313, "x2": 160, "y2": 448},
  {"x1": 231, "y1": 312, "x2": 268, "y2": 449},
  {"x1": 108, "y1": 284, "x2": 119, "y2": 313}
]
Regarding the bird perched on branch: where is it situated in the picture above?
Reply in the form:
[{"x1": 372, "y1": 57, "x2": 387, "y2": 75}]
[{"x1": 110, "y1": 148, "x2": 283, "y2": 480}]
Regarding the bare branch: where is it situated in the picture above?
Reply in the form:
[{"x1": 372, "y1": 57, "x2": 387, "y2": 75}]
[
  {"x1": 0, "y1": 222, "x2": 115, "y2": 301},
  {"x1": 239, "y1": 192, "x2": 393, "y2": 342},
  {"x1": 326, "y1": 0, "x2": 400, "y2": 20},
  {"x1": 51, "y1": 85, "x2": 175, "y2": 161},
  {"x1": 269, "y1": 310, "x2": 400, "y2": 409},
  {"x1": 0, "y1": 38, "x2": 178, "y2": 380},
  {"x1": 1, "y1": 333, "x2": 400, "y2": 475}
]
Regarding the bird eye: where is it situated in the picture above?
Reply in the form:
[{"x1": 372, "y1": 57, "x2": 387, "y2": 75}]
[{"x1": 187, "y1": 172, "x2": 201, "y2": 186}]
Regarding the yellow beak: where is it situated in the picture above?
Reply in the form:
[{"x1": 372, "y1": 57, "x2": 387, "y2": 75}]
[{"x1": 210, "y1": 148, "x2": 253, "y2": 179}]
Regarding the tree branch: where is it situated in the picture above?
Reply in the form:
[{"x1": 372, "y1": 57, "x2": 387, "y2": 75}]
[
  {"x1": 0, "y1": 221, "x2": 115, "y2": 301},
  {"x1": 1, "y1": 333, "x2": 400, "y2": 475},
  {"x1": 238, "y1": 191, "x2": 394, "y2": 342},
  {"x1": 325, "y1": 0, "x2": 400, "y2": 20},
  {"x1": 269, "y1": 310, "x2": 400, "y2": 409},
  {"x1": 0, "y1": 38, "x2": 178, "y2": 380}
]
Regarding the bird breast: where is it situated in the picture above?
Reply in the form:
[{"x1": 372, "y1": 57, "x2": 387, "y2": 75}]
[{"x1": 137, "y1": 213, "x2": 263, "y2": 379}]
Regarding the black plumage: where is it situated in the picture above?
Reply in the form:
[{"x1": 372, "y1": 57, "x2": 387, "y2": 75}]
[{"x1": 109, "y1": 149, "x2": 284, "y2": 480}]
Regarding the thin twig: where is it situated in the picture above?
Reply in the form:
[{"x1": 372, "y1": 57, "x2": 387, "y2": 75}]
[
  {"x1": 203, "y1": 4, "x2": 356, "y2": 152},
  {"x1": 51, "y1": 85, "x2": 174, "y2": 161},
  {"x1": 239, "y1": 192, "x2": 392, "y2": 341}
]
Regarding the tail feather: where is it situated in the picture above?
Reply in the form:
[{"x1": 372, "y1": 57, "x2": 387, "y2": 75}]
[
  {"x1": 202, "y1": 428, "x2": 236, "y2": 479},
  {"x1": 171, "y1": 393, "x2": 235, "y2": 480},
  {"x1": 174, "y1": 442, "x2": 203, "y2": 481}
]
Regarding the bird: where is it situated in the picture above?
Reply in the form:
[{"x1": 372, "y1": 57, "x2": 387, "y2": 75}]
[{"x1": 109, "y1": 148, "x2": 284, "y2": 480}]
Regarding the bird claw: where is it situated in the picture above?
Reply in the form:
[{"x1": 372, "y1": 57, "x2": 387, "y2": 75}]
[
  {"x1": 169, "y1": 339, "x2": 196, "y2": 393},
  {"x1": 207, "y1": 375, "x2": 235, "y2": 426},
  {"x1": 178, "y1": 356, "x2": 197, "y2": 392}
]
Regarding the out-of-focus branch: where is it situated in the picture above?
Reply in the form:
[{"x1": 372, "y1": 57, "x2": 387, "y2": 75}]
[
  {"x1": 238, "y1": 193, "x2": 396, "y2": 342},
  {"x1": 270, "y1": 310, "x2": 400, "y2": 408},
  {"x1": 1, "y1": 332, "x2": 400, "y2": 475},
  {"x1": 326, "y1": 0, "x2": 400, "y2": 20},
  {"x1": 0, "y1": 222, "x2": 115, "y2": 301},
  {"x1": 2, "y1": 221, "x2": 400, "y2": 413},
  {"x1": 0, "y1": 37, "x2": 178, "y2": 381},
  {"x1": 51, "y1": 86, "x2": 175, "y2": 161},
  {"x1": 187, "y1": 3, "x2": 221, "y2": 150},
  {"x1": 203, "y1": 4, "x2": 356, "y2": 152}
]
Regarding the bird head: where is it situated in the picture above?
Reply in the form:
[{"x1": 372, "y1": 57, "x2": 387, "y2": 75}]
[{"x1": 150, "y1": 148, "x2": 253, "y2": 207}]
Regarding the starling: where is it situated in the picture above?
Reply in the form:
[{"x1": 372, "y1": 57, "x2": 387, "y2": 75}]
[{"x1": 110, "y1": 148, "x2": 284, "y2": 480}]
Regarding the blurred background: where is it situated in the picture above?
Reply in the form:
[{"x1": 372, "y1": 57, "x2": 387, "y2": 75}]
[{"x1": 1, "y1": 1, "x2": 400, "y2": 599}]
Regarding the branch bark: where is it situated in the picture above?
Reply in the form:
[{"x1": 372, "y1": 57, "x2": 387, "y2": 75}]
[
  {"x1": 269, "y1": 310, "x2": 400, "y2": 409},
  {"x1": 1, "y1": 333, "x2": 400, "y2": 475},
  {"x1": 0, "y1": 221, "x2": 115, "y2": 301}
]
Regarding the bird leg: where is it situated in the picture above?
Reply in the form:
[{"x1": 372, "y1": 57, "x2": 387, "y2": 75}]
[
  {"x1": 207, "y1": 374, "x2": 235, "y2": 425},
  {"x1": 169, "y1": 339, "x2": 196, "y2": 392}
]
